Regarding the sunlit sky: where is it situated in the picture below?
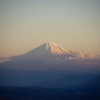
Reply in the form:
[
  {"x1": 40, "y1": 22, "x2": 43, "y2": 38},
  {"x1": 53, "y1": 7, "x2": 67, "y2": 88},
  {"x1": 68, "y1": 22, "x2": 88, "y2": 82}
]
[{"x1": 0, "y1": 0, "x2": 100, "y2": 58}]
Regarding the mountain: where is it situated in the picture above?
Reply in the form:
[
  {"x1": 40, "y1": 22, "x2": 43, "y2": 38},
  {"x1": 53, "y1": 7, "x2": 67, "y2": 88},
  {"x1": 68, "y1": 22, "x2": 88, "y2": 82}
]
[
  {"x1": 10, "y1": 42, "x2": 73, "y2": 61},
  {"x1": 31, "y1": 75, "x2": 97, "y2": 88}
]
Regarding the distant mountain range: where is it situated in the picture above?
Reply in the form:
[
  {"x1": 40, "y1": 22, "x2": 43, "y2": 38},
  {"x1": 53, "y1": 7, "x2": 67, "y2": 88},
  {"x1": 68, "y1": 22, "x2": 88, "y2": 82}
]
[{"x1": 31, "y1": 75, "x2": 99, "y2": 89}]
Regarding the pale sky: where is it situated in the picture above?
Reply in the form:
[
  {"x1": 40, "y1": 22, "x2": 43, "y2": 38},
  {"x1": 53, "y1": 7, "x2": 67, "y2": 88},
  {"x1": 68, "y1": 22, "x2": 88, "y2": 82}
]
[{"x1": 0, "y1": 0, "x2": 100, "y2": 58}]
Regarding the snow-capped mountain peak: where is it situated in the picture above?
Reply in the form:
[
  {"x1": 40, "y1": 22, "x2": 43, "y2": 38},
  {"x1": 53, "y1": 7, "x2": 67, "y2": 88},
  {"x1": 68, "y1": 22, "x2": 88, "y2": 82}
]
[{"x1": 11, "y1": 42, "x2": 73, "y2": 61}]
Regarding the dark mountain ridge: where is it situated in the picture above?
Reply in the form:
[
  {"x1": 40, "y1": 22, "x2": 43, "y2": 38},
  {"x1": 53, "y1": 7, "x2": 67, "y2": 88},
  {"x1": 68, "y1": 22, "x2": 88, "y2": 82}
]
[{"x1": 31, "y1": 75, "x2": 98, "y2": 88}]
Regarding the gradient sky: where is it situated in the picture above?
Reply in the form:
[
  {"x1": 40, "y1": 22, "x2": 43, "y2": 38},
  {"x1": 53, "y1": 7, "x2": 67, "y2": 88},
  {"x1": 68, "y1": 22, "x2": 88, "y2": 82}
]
[{"x1": 0, "y1": 0, "x2": 100, "y2": 58}]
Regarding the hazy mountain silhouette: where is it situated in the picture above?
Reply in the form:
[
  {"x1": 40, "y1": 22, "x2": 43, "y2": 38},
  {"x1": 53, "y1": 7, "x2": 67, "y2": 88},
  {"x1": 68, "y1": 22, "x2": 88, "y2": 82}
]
[
  {"x1": 31, "y1": 75, "x2": 97, "y2": 88},
  {"x1": 77, "y1": 76, "x2": 100, "y2": 88}
]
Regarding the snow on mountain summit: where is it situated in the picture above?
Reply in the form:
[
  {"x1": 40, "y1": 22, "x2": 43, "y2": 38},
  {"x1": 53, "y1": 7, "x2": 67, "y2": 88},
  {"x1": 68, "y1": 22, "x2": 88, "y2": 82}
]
[{"x1": 45, "y1": 42, "x2": 71, "y2": 56}]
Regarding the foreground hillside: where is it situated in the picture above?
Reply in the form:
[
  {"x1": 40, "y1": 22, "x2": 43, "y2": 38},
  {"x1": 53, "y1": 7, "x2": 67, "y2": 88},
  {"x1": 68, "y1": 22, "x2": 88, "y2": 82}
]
[{"x1": 0, "y1": 86, "x2": 100, "y2": 100}]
